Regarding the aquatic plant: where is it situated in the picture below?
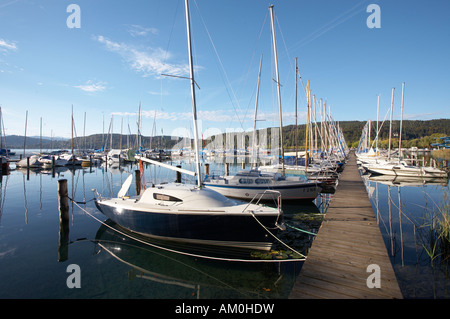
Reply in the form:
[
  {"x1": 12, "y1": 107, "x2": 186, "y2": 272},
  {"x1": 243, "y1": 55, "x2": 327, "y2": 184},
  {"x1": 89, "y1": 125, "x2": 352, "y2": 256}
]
[{"x1": 420, "y1": 191, "x2": 450, "y2": 264}]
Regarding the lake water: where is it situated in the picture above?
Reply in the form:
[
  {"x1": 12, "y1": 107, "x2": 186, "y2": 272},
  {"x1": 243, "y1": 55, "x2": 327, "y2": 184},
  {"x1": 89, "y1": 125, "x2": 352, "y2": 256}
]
[
  {"x1": 362, "y1": 171, "x2": 450, "y2": 299},
  {"x1": 1, "y1": 149, "x2": 449, "y2": 299},
  {"x1": 0, "y1": 151, "x2": 328, "y2": 299}
]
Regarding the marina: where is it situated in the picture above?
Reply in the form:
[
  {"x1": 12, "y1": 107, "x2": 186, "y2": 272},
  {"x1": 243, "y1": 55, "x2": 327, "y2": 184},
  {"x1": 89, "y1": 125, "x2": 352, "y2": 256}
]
[
  {"x1": 0, "y1": 0, "x2": 449, "y2": 302},
  {"x1": 0, "y1": 147, "x2": 449, "y2": 299}
]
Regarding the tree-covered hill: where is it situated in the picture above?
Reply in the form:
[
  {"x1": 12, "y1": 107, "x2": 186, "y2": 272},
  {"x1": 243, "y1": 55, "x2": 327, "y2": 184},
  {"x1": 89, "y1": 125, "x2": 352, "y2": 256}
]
[{"x1": 4, "y1": 119, "x2": 449, "y2": 150}]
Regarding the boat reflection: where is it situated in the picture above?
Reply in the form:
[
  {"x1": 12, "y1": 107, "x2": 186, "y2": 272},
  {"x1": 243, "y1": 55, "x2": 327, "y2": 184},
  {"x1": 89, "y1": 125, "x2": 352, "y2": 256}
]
[
  {"x1": 368, "y1": 174, "x2": 448, "y2": 187},
  {"x1": 94, "y1": 220, "x2": 301, "y2": 298}
]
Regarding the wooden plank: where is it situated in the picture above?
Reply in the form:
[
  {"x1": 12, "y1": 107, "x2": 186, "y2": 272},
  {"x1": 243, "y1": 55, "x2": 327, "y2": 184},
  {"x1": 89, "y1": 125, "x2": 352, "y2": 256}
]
[
  {"x1": 294, "y1": 272, "x2": 392, "y2": 299},
  {"x1": 289, "y1": 151, "x2": 403, "y2": 299}
]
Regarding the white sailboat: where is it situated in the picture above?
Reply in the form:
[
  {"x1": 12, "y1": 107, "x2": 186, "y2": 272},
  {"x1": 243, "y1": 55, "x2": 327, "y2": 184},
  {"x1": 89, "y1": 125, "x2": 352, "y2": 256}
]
[
  {"x1": 362, "y1": 83, "x2": 448, "y2": 179},
  {"x1": 204, "y1": 5, "x2": 322, "y2": 201},
  {"x1": 94, "y1": 0, "x2": 284, "y2": 251},
  {"x1": 258, "y1": 63, "x2": 342, "y2": 184},
  {"x1": 364, "y1": 160, "x2": 448, "y2": 178}
]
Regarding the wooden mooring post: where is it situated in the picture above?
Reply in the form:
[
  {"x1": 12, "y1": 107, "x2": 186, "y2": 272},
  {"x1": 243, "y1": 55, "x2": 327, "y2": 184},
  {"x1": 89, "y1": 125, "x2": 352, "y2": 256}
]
[
  {"x1": 135, "y1": 170, "x2": 141, "y2": 195},
  {"x1": 58, "y1": 179, "x2": 69, "y2": 262},
  {"x1": 176, "y1": 165, "x2": 182, "y2": 183}
]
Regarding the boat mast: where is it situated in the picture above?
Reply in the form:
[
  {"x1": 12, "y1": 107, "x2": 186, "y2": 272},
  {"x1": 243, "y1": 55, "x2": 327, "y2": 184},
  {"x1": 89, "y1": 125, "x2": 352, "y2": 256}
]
[
  {"x1": 269, "y1": 5, "x2": 284, "y2": 175},
  {"x1": 305, "y1": 81, "x2": 310, "y2": 172},
  {"x1": 137, "y1": 102, "x2": 141, "y2": 150},
  {"x1": 71, "y1": 105, "x2": 74, "y2": 159},
  {"x1": 295, "y1": 57, "x2": 298, "y2": 161},
  {"x1": 376, "y1": 94, "x2": 380, "y2": 154},
  {"x1": 388, "y1": 88, "x2": 394, "y2": 160},
  {"x1": 185, "y1": 0, "x2": 202, "y2": 187},
  {"x1": 23, "y1": 110, "x2": 28, "y2": 158},
  {"x1": 398, "y1": 82, "x2": 405, "y2": 163},
  {"x1": 252, "y1": 54, "x2": 263, "y2": 168}
]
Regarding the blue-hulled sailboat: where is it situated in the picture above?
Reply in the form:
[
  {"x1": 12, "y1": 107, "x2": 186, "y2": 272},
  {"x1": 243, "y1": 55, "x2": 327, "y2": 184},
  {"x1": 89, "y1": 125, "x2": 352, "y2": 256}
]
[{"x1": 94, "y1": 0, "x2": 284, "y2": 251}]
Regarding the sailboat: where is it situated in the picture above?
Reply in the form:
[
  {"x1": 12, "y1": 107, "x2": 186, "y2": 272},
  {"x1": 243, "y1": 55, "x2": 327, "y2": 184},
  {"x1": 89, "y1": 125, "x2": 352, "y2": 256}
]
[
  {"x1": 364, "y1": 159, "x2": 448, "y2": 178},
  {"x1": 361, "y1": 83, "x2": 448, "y2": 179},
  {"x1": 94, "y1": 0, "x2": 284, "y2": 251},
  {"x1": 204, "y1": 6, "x2": 322, "y2": 201},
  {"x1": 257, "y1": 61, "x2": 342, "y2": 185},
  {"x1": 0, "y1": 107, "x2": 10, "y2": 173}
]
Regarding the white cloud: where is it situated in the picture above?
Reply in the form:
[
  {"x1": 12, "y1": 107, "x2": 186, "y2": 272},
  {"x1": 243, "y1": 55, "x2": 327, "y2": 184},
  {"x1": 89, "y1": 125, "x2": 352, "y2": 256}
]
[
  {"x1": 127, "y1": 24, "x2": 158, "y2": 37},
  {"x1": 112, "y1": 110, "x2": 189, "y2": 121},
  {"x1": 94, "y1": 35, "x2": 189, "y2": 78},
  {"x1": 0, "y1": 38, "x2": 17, "y2": 52},
  {"x1": 147, "y1": 90, "x2": 168, "y2": 96},
  {"x1": 74, "y1": 80, "x2": 107, "y2": 93},
  {"x1": 110, "y1": 109, "x2": 298, "y2": 124}
]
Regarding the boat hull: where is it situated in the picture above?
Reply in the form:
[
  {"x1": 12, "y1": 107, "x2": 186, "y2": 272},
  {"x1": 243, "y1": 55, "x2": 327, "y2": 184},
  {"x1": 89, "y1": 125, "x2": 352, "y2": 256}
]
[
  {"x1": 365, "y1": 164, "x2": 448, "y2": 178},
  {"x1": 95, "y1": 200, "x2": 280, "y2": 251},
  {"x1": 203, "y1": 182, "x2": 322, "y2": 201}
]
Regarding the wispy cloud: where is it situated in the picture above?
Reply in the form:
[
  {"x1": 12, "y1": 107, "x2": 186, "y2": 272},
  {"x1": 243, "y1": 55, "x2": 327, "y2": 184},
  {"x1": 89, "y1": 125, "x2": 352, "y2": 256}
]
[
  {"x1": 94, "y1": 35, "x2": 189, "y2": 78},
  {"x1": 110, "y1": 109, "x2": 302, "y2": 124},
  {"x1": 73, "y1": 80, "x2": 107, "y2": 93},
  {"x1": 127, "y1": 24, "x2": 158, "y2": 37},
  {"x1": 0, "y1": 38, "x2": 17, "y2": 52},
  {"x1": 402, "y1": 112, "x2": 450, "y2": 120}
]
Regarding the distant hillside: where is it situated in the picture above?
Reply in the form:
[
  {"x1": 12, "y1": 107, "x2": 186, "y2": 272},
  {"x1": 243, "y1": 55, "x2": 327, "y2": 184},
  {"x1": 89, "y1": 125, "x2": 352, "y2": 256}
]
[
  {"x1": 3, "y1": 135, "x2": 69, "y2": 150},
  {"x1": 3, "y1": 134, "x2": 184, "y2": 150},
  {"x1": 3, "y1": 119, "x2": 449, "y2": 150},
  {"x1": 282, "y1": 119, "x2": 450, "y2": 149}
]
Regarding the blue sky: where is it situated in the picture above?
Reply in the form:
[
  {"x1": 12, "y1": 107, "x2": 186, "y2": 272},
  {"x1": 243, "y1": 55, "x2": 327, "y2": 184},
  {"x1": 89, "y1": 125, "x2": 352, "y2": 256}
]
[{"x1": 0, "y1": 0, "x2": 449, "y2": 140}]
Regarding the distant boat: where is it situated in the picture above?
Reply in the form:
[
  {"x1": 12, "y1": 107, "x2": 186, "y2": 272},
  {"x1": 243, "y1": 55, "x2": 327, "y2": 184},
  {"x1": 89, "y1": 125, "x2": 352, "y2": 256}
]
[
  {"x1": 94, "y1": 0, "x2": 285, "y2": 251},
  {"x1": 38, "y1": 155, "x2": 68, "y2": 168},
  {"x1": 204, "y1": 5, "x2": 323, "y2": 201},
  {"x1": 59, "y1": 153, "x2": 82, "y2": 165},
  {"x1": 363, "y1": 160, "x2": 448, "y2": 178},
  {"x1": 0, "y1": 149, "x2": 15, "y2": 156},
  {"x1": 106, "y1": 149, "x2": 123, "y2": 165},
  {"x1": 16, "y1": 155, "x2": 42, "y2": 169},
  {"x1": 203, "y1": 168, "x2": 322, "y2": 201},
  {"x1": 1, "y1": 156, "x2": 8, "y2": 173},
  {"x1": 368, "y1": 174, "x2": 448, "y2": 187},
  {"x1": 0, "y1": 107, "x2": 13, "y2": 171},
  {"x1": 259, "y1": 160, "x2": 339, "y2": 185}
]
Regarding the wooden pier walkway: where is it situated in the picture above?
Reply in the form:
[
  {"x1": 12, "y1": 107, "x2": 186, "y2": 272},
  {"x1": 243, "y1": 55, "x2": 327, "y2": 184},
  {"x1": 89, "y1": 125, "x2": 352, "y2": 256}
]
[{"x1": 289, "y1": 151, "x2": 403, "y2": 299}]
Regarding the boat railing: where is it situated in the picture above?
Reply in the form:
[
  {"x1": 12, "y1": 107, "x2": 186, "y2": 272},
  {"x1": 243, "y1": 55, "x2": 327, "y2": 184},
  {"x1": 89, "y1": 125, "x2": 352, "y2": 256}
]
[
  {"x1": 91, "y1": 188, "x2": 102, "y2": 201},
  {"x1": 242, "y1": 189, "x2": 282, "y2": 214}
]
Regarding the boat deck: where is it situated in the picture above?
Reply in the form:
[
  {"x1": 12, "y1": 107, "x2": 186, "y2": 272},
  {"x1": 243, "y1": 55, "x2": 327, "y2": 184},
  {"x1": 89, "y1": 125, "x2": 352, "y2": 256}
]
[{"x1": 289, "y1": 151, "x2": 403, "y2": 299}]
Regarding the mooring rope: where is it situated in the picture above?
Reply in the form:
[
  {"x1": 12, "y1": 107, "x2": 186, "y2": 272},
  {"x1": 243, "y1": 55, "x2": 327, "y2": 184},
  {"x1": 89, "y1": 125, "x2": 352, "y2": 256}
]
[
  {"x1": 285, "y1": 223, "x2": 317, "y2": 236},
  {"x1": 249, "y1": 212, "x2": 307, "y2": 259},
  {"x1": 71, "y1": 199, "x2": 306, "y2": 263}
]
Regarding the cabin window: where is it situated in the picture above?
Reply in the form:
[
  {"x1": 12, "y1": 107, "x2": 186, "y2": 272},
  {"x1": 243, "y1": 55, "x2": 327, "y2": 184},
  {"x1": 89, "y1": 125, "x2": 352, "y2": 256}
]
[
  {"x1": 153, "y1": 193, "x2": 182, "y2": 202},
  {"x1": 239, "y1": 178, "x2": 253, "y2": 184},
  {"x1": 255, "y1": 178, "x2": 270, "y2": 184}
]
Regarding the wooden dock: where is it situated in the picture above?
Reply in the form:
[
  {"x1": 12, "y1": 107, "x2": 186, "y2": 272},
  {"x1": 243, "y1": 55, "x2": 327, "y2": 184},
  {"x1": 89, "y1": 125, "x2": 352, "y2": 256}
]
[{"x1": 289, "y1": 151, "x2": 403, "y2": 299}]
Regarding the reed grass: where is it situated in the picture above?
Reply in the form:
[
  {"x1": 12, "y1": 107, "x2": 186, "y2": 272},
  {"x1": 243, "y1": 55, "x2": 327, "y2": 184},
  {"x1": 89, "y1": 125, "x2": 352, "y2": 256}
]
[
  {"x1": 420, "y1": 191, "x2": 450, "y2": 264},
  {"x1": 432, "y1": 149, "x2": 450, "y2": 160}
]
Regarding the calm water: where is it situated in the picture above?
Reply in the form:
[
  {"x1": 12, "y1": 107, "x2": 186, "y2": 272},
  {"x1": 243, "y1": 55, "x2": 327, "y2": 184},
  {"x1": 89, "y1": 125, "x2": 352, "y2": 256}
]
[
  {"x1": 362, "y1": 171, "x2": 450, "y2": 299},
  {"x1": 0, "y1": 151, "x2": 327, "y2": 299}
]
